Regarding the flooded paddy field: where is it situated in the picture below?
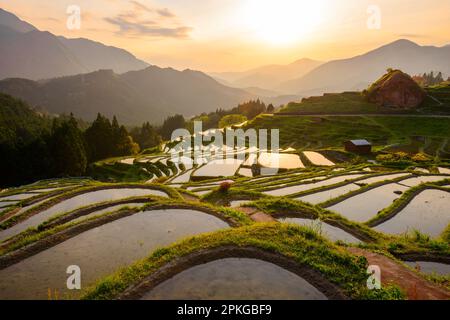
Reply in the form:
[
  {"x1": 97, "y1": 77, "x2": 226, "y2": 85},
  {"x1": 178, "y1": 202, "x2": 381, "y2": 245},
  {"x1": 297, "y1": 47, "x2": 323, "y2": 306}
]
[
  {"x1": 398, "y1": 176, "x2": 449, "y2": 187},
  {"x1": 326, "y1": 183, "x2": 409, "y2": 222},
  {"x1": 263, "y1": 174, "x2": 365, "y2": 197},
  {"x1": 303, "y1": 152, "x2": 335, "y2": 166},
  {"x1": 141, "y1": 258, "x2": 328, "y2": 300},
  {"x1": 296, "y1": 184, "x2": 361, "y2": 205},
  {"x1": 373, "y1": 189, "x2": 450, "y2": 237},
  {"x1": 0, "y1": 209, "x2": 230, "y2": 299},
  {"x1": 0, "y1": 188, "x2": 169, "y2": 242},
  {"x1": 404, "y1": 261, "x2": 450, "y2": 276},
  {"x1": 279, "y1": 217, "x2": 362, "y2": 244},
  {"x1": 258, "y1": 153, "x2": 304, "y2": 170},
  {"x1": 193, "y1": 159, "x2": 243, "y2": 177}
]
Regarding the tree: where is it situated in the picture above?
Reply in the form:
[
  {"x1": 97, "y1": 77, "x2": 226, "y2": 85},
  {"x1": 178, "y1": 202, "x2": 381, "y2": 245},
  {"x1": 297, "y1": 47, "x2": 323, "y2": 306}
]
[
  {"x1": 84, "y1": 113, "x2": 114, "y2": 161},
  {"x1": 130, "y1": 122, "x2": 162, "y2": 150},
  {"x1": 235, "y1": 99, "x2": 266, "y2": 119},
  {"x1": 49, "y1": 115, "x2": 87, "y2": 176},
  {"x1": 115, "y1": 125, "x2": 140, "y2": 155},
  {"x1": 267, "y1": 104, "x2": 275, "y2": 113},
  {"x1": 160, "y1": 114, "x2": 186, "y2": 140}
]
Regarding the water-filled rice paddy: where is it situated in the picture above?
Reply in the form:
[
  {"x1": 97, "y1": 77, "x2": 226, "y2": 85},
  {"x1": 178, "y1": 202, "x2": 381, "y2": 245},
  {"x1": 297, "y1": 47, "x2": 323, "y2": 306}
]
[
  {"x1": 404, "y1": 261, "x2": 450, "y2": 276},
  {"x1": 193, "y1": 159, "x2": 244, "y2": 177},
  {"x1": 356, "y1": 173, "x2": 410, "y2": 185},
  {"x1": 373, "y1": 190, "x2": 450, "y2": 237},
  {"x1": 279, "y1": 217, "x2": 362, "y2": 244},
  {"x1": 0, "y1": 209, "x2": 230, "y2": 299},
  {"x1": 303, "y1": 152, "x2": 335, "y2": 166},
  {"x1": 0, "y1": 193, "x2": 39, "y2": 202},
  {"x1": 141, "y1": 258, "x2": 328, "y2": 300},
  {"x1": 399, "y1": 176, "x2": 449, "y2": 187},
  {"x1": 296, "y1": 184, "x2": 361, "y2": 205},
  {"x1": 258, "y1": 153, "x2": 304, "y2": 170},
  {"x1": 263, "y1": 174, "x2": 365, "y2": 197},
  {"x1": 0, "y1": 188, "x2": 169, "y2": 242},
  {"x1": 326, "y1": 183, "x2": 409, "y2": 222}
]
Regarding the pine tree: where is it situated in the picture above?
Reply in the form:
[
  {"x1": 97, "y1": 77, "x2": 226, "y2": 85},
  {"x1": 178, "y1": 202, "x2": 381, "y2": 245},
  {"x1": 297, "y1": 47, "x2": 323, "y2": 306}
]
[
  {"x1": 84, "y1": 113, "x2": 114, "y2": 161},
  {"x1": 49, "y1": 114, "x2": 87, "y2": 176}
]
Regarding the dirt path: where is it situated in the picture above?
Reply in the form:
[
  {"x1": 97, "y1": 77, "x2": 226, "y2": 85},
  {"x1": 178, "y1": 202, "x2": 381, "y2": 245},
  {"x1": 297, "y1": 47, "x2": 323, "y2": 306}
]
[
  {"x1": 348, "y1": 248, "x2": 450, "y2": 300},
  {"x1": 235, "y1": 207, "x2": 276, "y2": 223}
]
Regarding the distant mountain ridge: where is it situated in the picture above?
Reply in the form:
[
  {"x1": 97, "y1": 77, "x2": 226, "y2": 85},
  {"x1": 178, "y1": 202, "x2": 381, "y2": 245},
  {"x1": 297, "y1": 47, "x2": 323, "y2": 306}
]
[
  {"x1": 0, "y1": 67, "x2": 256, "y2": 125},
  {"x1": 278, "y1": 39, "x2": 450, "y2": 95},
  {"x1": 211, "y1": 58, "x2": 323, "y2": 92},
  {"x1": 0, "y1": 8, "x2": 148, "y2": 80}
]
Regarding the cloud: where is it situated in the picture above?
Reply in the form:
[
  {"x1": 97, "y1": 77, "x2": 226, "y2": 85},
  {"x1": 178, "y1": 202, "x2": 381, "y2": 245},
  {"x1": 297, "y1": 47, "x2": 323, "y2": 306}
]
[
  {"x1": 104, "y1": 1, "x2": 191, "y2": 39},
  {"x1": 130, "y1": 0, "x2": 153, "y2": 13},
  {"x1": 130, "y1": 1, "x2": 175, "y2": 18},
  {"x1": 105, "y1": 16, "x2": 191, "y2": 39},
  {"x1": 397, "y1": 33, "x2": 428, "y2": 39},
  {"x1": 156, "y1": 8, "x2": 175, "y2": 18}
]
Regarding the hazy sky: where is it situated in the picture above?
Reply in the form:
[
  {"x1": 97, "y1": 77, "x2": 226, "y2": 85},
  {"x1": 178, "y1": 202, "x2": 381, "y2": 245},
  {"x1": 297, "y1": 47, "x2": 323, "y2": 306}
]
[{"x1": 1, "y1": 0, "x2": 449, "y2": 72}]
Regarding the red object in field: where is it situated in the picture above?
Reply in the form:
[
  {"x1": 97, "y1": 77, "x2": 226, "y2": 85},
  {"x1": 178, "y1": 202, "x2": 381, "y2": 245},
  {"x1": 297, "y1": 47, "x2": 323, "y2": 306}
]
[{"x1": 219, "y1": 181, "x2": 232, "y2": 192}]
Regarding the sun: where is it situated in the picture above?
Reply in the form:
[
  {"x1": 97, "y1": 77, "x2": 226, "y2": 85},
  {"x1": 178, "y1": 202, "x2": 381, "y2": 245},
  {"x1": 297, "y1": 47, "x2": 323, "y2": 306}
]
[{"x1": 241, "y1": 0, "x2": 325, "y2": 45}]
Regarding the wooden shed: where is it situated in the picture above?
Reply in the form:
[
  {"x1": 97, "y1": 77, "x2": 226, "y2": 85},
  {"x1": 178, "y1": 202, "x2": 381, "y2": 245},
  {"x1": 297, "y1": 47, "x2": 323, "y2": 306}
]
[{"x1": 344, "y1": 139, "x2": 372, "y2": 154}]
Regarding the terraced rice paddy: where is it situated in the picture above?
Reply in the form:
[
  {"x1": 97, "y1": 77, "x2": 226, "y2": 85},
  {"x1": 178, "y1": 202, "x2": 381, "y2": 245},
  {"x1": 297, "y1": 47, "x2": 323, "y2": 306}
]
[
  {"x1": 70, "y1": 203, "x2": 147, "y2": 224},
  {"x1": 193, "y1": 159, "x2": 244, "y2": 177},
  {"x1": 303, "y1": 152, "x2": 335, "y2": 166},
  {"x1": 238, "y1": 168, "x2": 253, "y2": 177},
  {"x1": 0, "y1": 188, "x2": 169, "y2": 242},
  {"x1": 356, "y1": 173, "x2": 410, "y2": 185},
  {"x1": 170, "y1": 168, "x2": 194, "y2": 183},
  {"x1": 258, "y1": 153, "x2": 304, "y2": 170},
  {"x1": 141, "y1": 258, "x2": 328, "y2": 300},
  {"x1": 263, "y1": 174, "x2": 365, "y2": 197},
  {"x1": 398, "y1": 176, "x2": 449, "y2": 187},
  {"x1": 1, "y1": 145, "x2": 449, "y2": 301},
  {"x1": 438, "y1": 167, "x2": 450, "y2": 174},
  {"x1": 374, "y1": 190, "x2": 450, "y2": 237},
  {"x1": 296, "y1": 184, "x2": 361, "y2": 205},
  {"x1": 0, "y1": 193, "x2": 40, "y2": 202},
  {"x1": 404, "y1": 261, "x2": 450, "y2": 276},
  {"x1": 279, "y1": 217, "x2": 362, "y2": 244},
  {"x1": 326, "y1": 183, "x2": 409, "y2": 222},
  {"x1": 0, "y1": 209, "x2": 230, "y2": 299}
]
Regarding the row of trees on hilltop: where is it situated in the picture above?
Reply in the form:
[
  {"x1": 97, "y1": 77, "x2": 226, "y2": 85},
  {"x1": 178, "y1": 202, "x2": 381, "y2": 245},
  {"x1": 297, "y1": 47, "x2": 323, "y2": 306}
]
[
  {"x1": 185, "y1": 99, "x2": 275, "y2": 132},
  {"x1": 413, "y1": 71, "x2": 449, "y2": 86}
]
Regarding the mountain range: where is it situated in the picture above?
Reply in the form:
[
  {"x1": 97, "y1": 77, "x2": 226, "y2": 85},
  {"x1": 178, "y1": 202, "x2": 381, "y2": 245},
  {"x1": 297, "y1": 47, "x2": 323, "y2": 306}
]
[
  {"x1": 210, "y1": 58, "x2": 323, "y2": 93},
  {"x1": 0, "y1": 8, "x2": 148, "y2": 80},
  {"x1": 277, "y1": 39, "x2": 450, "y2": 95},
  {"x1": 0, "y1": 67, "x2": 259, "y2": 124},
  {"x1": 1, "y1": 7, "x2": 450, "y2": 125}
]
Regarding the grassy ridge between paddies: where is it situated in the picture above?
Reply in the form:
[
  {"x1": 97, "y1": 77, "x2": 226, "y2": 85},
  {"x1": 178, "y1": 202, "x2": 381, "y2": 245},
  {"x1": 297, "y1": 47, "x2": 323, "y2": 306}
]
[
  {"x1": 0, "y1": 182, "x2": 182, "y2": 230},
  {"x1": 0, "y1": 200, "x2": 253, "y2": 257},
  {"x1": 245, "y1": 115, "x2": 450, "y2": 151},
  {"x1": 81, "y1": 223, "x2": 404, "y2": 300},
  {"x1": 245, "y1": 197, "x2": 450, "y2": 257}
]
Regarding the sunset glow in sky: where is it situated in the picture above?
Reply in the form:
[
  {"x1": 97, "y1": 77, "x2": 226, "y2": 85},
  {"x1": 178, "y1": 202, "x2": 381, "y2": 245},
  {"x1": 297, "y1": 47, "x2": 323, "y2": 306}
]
[{"x1": 1, "y1": 0, "x2": 449, "y2": 72}]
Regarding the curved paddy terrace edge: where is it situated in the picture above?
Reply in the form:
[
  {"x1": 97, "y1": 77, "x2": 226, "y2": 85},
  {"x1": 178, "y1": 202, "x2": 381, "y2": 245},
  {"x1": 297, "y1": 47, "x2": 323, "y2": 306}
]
[
  {"x1": 80, "y1": 224, "x2": 404, "y2": 300},
  {"x1": 0, "y1": 202, "x2": 252, "y2": 266},
  {"x1": 366, "y1": 182, "x2": 450, "y2": 227},
  {"x1": 0, "y1": 183, "x2": 181, "y2": 230}
]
